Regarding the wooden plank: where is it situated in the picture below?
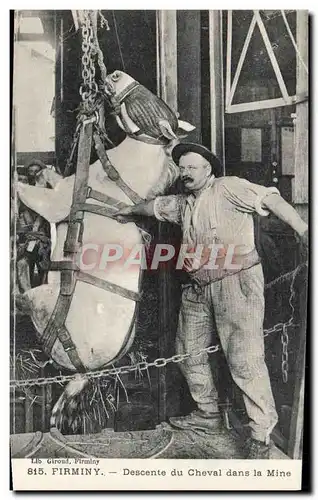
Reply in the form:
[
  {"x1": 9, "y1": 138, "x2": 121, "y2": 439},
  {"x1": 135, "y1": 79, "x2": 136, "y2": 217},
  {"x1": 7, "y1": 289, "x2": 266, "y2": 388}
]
[
  {"x1": 209, "y1": 10, "x2": 225, "y2": 171},
  {"x1": 156, "y1": 11, "x2": 178, "y2": 111},
  {"x1": 293, "y1": 11, "x2": 308, "y2": 208},
  {"x1": 156, "y1": 10, "x2": 178, "y2": 423},
  {"x1": 288, "y1": 338, "x2": 305, "y2": 458},
  {"x1": 226, "y1": 97, "x2": 295, "y2": 114},
  {"x1": 288, "y1": 268, "x2": 307, "y2": 459},
  {"x1": 254, "y1": 11, "x2": 290, "y2": 103},
  {"x1": 16, "y1": 33, "x2": 46, "y2": 42},
  {"x1": 177, "y1": 10, "x2": 201, "y2": 142},
  {"x1": 17, "y1": 151, "x2": 56, "y2": 167},
  {"x1": 227, "y1": 14, "x2": 256, "y2": 107},
  {"x1": 225, "y1": 11, "x2": 232, "y2": 107},
  {"x1": 281, "y1": 10, "x2": 308, "y2": 75}
]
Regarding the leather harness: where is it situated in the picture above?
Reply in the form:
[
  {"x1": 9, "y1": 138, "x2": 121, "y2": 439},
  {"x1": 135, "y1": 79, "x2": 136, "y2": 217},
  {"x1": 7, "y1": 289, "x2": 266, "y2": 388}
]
[{"x1": 41, "y1": 120, "x2": 145, "y2": 372}]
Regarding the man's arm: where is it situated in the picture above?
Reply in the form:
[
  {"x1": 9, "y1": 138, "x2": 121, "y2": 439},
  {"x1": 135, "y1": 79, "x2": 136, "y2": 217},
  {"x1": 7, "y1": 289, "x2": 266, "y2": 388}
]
[
  {"x1": 114, "y1": 200, "x2": 155, "y2": 223},
  {"x1": 262, "y1": 193, "x2": 308, "y2": 240}
]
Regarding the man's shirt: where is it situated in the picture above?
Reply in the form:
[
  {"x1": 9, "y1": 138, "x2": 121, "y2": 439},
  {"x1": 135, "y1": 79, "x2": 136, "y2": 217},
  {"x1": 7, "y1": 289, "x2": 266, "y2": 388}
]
[{"x1": 153, "y1": 176, "x2": 279, "y2": 267}]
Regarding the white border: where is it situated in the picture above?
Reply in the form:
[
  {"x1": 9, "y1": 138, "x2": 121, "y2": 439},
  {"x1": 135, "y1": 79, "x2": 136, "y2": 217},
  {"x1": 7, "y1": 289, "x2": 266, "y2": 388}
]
[{"x1": 1, "y1": 3, "x2": 316, "y2": 499}]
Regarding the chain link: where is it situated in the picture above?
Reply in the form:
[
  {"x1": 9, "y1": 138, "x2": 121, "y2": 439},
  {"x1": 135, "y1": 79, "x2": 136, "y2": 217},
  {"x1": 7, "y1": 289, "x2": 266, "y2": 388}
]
[
  {"x1": 10, "y1": 318, "x2": 295, "y2": 390},
  {"x1": 79, "y1": 12, "x2": 98, "y2": 107},
  {"x1": 11, "y1": 263, "x2": 303, "y2": 390},
  {"x1": 63, "y1": 10, "x2": 111, "y2": 175},
  {"x1": 281, "y1": 323, "x2": 289, "y2": 383}
]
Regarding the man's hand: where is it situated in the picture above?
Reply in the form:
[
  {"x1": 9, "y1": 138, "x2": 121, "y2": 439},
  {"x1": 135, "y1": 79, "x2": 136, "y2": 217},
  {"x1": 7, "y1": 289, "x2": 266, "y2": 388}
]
[
  {"x1": 114, "y1": 206, "x2": 135, "y2": 224},
  {"x1": 114, "y1": 200, "x2": 156, "y2": 223}
]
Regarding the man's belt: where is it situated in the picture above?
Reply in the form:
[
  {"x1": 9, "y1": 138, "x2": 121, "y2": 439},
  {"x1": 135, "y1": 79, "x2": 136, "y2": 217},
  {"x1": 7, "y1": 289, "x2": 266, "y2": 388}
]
[{"x1": 185, "y1": 248, "x2": 261, "y2": 288}]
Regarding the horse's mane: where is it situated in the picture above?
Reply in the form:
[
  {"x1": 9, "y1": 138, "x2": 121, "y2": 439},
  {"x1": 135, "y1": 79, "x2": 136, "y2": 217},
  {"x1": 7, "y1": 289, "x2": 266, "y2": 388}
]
[{"x1": 146, "y1": 156, "x2": 179, "y2": 199}]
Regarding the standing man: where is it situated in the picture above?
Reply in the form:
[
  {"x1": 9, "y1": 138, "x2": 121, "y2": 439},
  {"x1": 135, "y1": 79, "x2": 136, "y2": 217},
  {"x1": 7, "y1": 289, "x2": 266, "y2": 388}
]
[
  {"x1": 15, "y1": 161, "x2": 52, "y2": 291},
  {"x1": 115, "y1": 143, "x2": 308, "y2": 459}
]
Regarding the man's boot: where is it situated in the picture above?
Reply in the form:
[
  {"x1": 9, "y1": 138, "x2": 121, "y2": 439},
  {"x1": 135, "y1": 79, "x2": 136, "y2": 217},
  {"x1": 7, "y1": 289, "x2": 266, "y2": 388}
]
[
  {"x1": 169, "y1": 409, "x2": 222, "y2": 433},
  {"x1": 243, "y1": 437, "x2": 270, "y2": 459}
]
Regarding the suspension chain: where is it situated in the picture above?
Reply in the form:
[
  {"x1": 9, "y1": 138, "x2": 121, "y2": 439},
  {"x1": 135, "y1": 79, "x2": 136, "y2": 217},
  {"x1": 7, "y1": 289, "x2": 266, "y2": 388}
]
[
  {"x1": 90, "y1": 10, "x2": 108, "y2": 85},
  {"x1": 79, "y1": 11, "x2": 98, "y2": 107},
  {"x1": 64, "y1": 10, "x2": 110, "y2": 175}
]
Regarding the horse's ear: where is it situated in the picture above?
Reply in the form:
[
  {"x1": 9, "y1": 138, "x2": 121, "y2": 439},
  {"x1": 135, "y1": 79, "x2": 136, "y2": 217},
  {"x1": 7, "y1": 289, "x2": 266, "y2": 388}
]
[
  {"x1": 177, "y1": 120, "x2": 196, "y2": 138},
  {"x1": 159, "y1": 120, "x2": 177, "y2": 140}
]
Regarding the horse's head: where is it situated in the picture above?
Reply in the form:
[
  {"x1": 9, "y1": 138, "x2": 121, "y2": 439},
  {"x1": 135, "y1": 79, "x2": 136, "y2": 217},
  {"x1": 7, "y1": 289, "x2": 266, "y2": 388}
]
[{"x1": 104, "y1": 70, "x2": 195, "y2": 148}]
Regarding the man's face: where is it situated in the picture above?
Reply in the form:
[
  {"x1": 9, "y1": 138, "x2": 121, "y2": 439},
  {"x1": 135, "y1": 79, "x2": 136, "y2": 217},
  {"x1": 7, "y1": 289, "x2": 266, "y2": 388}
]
[
  {"x1": 27, "y1": 165, "x2": 44, "y2": 185},
  {"x1": 179, "y1": 152, "x2": 211, "y2": 192}
]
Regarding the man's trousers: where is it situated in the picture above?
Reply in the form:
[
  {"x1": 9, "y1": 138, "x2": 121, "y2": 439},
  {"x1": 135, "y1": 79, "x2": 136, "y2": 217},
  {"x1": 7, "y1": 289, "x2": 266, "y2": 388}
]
[{"x1": 176, "y1": 263, "x2": 278, "y2": 443}]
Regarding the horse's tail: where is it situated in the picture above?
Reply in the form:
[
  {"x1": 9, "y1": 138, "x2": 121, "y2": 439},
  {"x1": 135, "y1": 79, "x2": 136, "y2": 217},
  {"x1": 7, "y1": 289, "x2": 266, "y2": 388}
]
[{"x1": 50, "y1": 374, "x2": 88, "y2": 431}]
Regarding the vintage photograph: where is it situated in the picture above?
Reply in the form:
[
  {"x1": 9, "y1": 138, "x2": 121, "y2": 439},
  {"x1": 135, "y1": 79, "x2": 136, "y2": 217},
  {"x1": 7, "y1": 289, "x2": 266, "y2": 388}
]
[{"x1": 10, "y1": 9, "x2": 308, "y2": 490}]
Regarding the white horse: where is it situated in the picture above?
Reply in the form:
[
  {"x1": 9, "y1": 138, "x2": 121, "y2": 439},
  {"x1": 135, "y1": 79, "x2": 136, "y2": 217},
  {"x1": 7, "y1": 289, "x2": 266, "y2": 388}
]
[{"x1": 16, "y1": 70, "x2": 194, "y2": 426}]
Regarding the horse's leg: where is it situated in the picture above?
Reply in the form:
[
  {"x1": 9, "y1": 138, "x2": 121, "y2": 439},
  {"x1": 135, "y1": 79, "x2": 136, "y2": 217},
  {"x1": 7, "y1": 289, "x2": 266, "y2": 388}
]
[{"x1": 50, "y1": 374, "x2": 88, "y2": 430}]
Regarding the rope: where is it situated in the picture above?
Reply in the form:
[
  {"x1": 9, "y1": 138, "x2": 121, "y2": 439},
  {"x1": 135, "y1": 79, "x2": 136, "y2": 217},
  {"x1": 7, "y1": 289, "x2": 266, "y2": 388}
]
[{"x1": 112, "y1": 11, "x2": 126, "y2": 71}]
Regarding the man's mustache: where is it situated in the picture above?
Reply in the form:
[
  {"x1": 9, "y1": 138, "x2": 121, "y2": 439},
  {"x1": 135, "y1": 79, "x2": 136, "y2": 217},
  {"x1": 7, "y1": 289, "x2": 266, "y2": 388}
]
[{"x1": 181, "y1": 176, "x2": 193, "y2": 182}]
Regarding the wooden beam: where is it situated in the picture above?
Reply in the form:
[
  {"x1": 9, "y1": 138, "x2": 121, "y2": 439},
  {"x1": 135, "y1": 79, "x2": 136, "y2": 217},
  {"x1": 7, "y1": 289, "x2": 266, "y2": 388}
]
[
  {"x1": 288, "y1": 334, "x2": 306, "y2": 458},
  {"x1": 288, "y1": 268, "x2": 307, "y2": 459},
  {"x1": 225, "y1": 11, "x2": 232, "y2": 107},
  {"x1": 156, "y1": 11, "x2": 178, "y2": 111},
  {"x1": 177, "y1": 10, "x2": 201, "y2": 142},
  {"x1": 209, "y1": 10, "x2": 225, "y2": 171},
  {"x1": 281, "y1": 10, "x2": 308, "y2": 75},
  {"x1": 254, "y1": 11, "x2": 290, "y2": 103},
  {"x1": 156, "y1": 10, "x2": 178, "y2": 423},
  {"x1": 17, "y1": 151, "x2": 56, "y2": 167},
  {"x1": 293, "y1": 11, "x2": 308, "y2": 212},
  {"x1": 227, "y1": 14, "x2": 256, "y2": 108},
  {"x1": 226, "y1": 96, "x2": 295, "y2": 114},
  {"x1": 16, "y1": 33, "x2": 46, "y2": 42}
]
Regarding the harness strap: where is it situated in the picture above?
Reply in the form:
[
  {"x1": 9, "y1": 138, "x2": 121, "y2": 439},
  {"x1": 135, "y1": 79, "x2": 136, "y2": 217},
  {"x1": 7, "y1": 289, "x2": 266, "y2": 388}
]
[
  {"x1": 41, "y1": 292, "x2": 85, "y2": 372},
  {"x1": 49, "y1": 262, "x2": 140, "y2": 302},
  {"x1": 128, "y1": 132, "x2": 169, "y2": 146},
  {"x1": 116, "y1": 81, "x2": 140, "y2": 104},
  {"x1": 57, "y1": 325, "x2": 86, "y2": 372},
  {"x1": 43, "y1": 264, "x2": 139, "y2": 370},
  {"x1": 64, "y1": 122, "x2": 93, "y2": 256},
  {"x1": 87, "y1": 187, "x2": 129, "y2": 211},
  {"x1": 93, "y1": 132, "x2": 144, "y2": 205},
  {"x1": 45, "y1": 120, "x2": 145, "y2": 371},
  {"x1": 77, "y1": 271, "x2": 140, "y2": 302},
  {"x1": 73, "y1": 202, "x2": 119, "y2": 220},
  {"x1": 50, "y1": 261, "x2": 80, "y2": 271}
]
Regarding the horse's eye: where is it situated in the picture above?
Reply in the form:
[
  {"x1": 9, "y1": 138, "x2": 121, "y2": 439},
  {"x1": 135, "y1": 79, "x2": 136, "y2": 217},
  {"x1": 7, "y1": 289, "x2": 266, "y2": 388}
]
[{"x1": 111, "y1": 71, "x2": 121, "y2": 82}]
